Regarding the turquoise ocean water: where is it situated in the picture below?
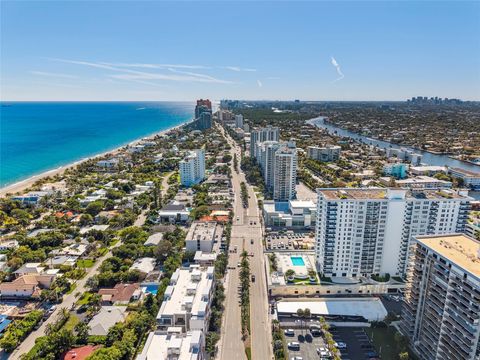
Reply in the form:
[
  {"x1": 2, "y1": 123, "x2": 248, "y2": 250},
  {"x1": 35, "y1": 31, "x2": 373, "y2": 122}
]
[{"x1": 0, "y1": 102, "x2": 195, "y2": 188}]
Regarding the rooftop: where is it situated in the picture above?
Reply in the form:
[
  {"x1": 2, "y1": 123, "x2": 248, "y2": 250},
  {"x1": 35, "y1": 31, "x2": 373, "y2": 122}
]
[
  {"x1": 319, "y1": 188, "x2": 387, "y2": 200},
  {"x1": 450, "y1": 167, "x2": 480, "y2": 177},
  {"x1": 416, "y1": 234, "x2": 480, "y2": 278},
  {"x1": 62, "y1": 345, "x2": 101, "y2": 360},
  {"x1": 185, "y1": 221, "x2": 218, "y2": 242},
  {"x1": 277, "y1": 298, "x2": 388, "y2": 321},
  {"x1": 130, "y1": 257, "x2": 156, "y2": 274},
  {"x1": 137, "y1": 329, "x2": 202, "y2": 360},
  {"x1": 157, "y1": 265, "x2": 214, "y2": 322},
  {"x1": 145, "y1": 233, "x2": 164, "y2": 246},
  {"x1": 88, "y1": 306, "x2": 127, "y2": 336},
  {"x1": 318, "y1": 187, "x2": 471, "y2": 201}
]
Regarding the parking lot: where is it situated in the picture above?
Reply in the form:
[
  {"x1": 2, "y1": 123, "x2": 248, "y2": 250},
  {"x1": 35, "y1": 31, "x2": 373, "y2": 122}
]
[
  {"x1": 265, "y1": 231, "x2": 315, "y2": 251},
  {"x1": 284, "y1": 327, "x2": 379, "y2": 360},
  {"x1": 285, "y1": 328, "x2": 331, "y2": 360}
]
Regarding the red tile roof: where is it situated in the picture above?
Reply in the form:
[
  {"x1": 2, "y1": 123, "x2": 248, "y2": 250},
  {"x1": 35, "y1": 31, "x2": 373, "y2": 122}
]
[
  {"x1": 98, "y1": 283, "x2": 139, "y2": 303},
  {"x1": 63, "y1": 345, "x2": 101, "y2": 360}
]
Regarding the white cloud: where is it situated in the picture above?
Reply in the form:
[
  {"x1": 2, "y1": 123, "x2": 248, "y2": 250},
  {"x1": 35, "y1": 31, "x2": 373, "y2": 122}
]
[
  {"x1": 30, "y1": 71, "x2": 78, "y2": 79},
  {"x1": 224, "y1": 66, "x2": 257, "y2": 72},
  {"x1": 331, "y1": 56, "x2": 345, "y2": 82},
  {"x1": 257, "y1": 80, "x2": 263, "y2": 88},
  {"x1": 49, "y1": 58, "x2": 232, "y2": 84},
  {"x1": 100, "y1": 62, "x2": 209, "y2": 70}
]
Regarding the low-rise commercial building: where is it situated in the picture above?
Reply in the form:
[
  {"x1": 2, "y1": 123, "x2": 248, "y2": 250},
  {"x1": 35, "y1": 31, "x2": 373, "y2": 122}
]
[
  {"x1": 156, "y1": 265, "x2": 214, "y2": 333},
  {"x1": 401, "y1": 234, "x2": 480, "y2": 360},
  {"x1": 185, "y1": 221, "x2": 222, "y2": 253},
  {"x1": 263, "y1": 200, "x2": 316, "y2": 229}
]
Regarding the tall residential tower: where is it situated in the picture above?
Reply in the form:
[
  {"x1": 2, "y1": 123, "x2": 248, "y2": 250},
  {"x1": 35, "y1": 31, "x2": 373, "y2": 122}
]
[
  {"x1": 400, "y1": 234, "x2": 480, "y2": 360},
  {"x1": 315, "y1": 188, "x2": 471, "y2": 278},
  {"x1": 179, "y1": 149, "x2": 205, "y2": 187}
]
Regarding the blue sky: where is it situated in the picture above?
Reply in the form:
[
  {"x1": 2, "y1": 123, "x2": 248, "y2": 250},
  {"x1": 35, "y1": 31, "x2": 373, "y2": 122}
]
[{"x1": 1, "y1": 1, "x2": 479, "y2": 101}]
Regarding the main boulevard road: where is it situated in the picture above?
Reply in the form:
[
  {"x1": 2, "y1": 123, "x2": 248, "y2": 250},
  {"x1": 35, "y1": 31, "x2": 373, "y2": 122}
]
[
  {"x1": 218, "y1": 126, "x2": 273, "y2": 360},
  {"x1": 7, "y1": 173, "x2": 174, "y2": 359}
]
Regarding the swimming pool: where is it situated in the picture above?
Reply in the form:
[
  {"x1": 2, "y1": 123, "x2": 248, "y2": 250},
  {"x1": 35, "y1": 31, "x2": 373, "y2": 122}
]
[
  {"x1": 290, "y1": 256, "x2": 305, "y2": 266},
  {"x1": 141, "y1": 284, "x2": 159, "y2": 295}
]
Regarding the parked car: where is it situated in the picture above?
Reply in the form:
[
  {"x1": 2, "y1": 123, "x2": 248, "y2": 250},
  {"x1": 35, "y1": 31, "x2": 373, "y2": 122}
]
[
  {"x1": 335, "y1": 342, "x2": 347, "y2": 349},
  {"x1": 287, "y1": 342, "x2": 300, "y2": 350},
  {"x1": 284, "y1": 329, "x2": 295, "y2": 336},
  {"x1": 291, "y1": 357, "x2": 303, "y2": 360}
]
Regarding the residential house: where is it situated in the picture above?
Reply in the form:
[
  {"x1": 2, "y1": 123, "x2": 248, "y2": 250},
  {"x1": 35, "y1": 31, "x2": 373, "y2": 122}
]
[
  {"x1": 88, "y1": 306, "x2": 128, "y2": 336},
  {"x1": 98, "y1": 283, "x2": 142, "y2": 305}
]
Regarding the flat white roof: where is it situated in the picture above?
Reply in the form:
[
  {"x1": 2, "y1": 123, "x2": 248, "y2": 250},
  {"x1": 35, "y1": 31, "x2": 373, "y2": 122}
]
[
  {"x1": 157, "y1": 265, "x2": 213, "y2": 320},
  {"x1": 130, "y1": 257, "x2": 156, "y2": 274},
  {"x1": 137, "y1": 330, "x2": 201, "y2": 360},
  {"x1": 277, "y1": 298, "x2": 388, "y2": 321}
]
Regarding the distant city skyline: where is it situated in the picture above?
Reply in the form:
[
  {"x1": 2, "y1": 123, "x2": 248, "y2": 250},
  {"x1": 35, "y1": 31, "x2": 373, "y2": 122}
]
[{"x1": 1, "y1": 1, "x2": 479, "y2": 101}]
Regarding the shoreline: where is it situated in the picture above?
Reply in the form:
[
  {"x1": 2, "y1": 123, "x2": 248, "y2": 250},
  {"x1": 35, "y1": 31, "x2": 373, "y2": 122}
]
[{"x1": 0, "y1": 120, "x2": 191, "y2": 197}]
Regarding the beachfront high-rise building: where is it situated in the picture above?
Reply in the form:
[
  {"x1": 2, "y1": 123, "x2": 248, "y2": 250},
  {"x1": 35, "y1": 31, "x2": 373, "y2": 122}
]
[
  {"x1": 191, "y1": 99, "x2": 213, "y2": 131},
  {"x1": 250, "y1": 126, "x2": 280, "y2": 158},
  {"x1": 315, "y1": 188, "x2": 471, "y2": 278},
  {"x1": 235, "y1": 114, "x2": 244, "y2": 129},
  {"x1": 196, "y1": 111, "x2": 212, "y2": 130},
  {"x1": 273, "y1": 141, "x2": 297, "y2": 201},
  {"x1": 400, "y1": 234, "x2": 480, "y2": 360},
  {"x1": 179, "y1": 149, "x2": 205, "y2": 187},
  {"x1": 195, "y1": 99, "x2": 212, "y2": 118},
  {"x1": 307, "y1": 145, "x2": 341, "y2": 162}
]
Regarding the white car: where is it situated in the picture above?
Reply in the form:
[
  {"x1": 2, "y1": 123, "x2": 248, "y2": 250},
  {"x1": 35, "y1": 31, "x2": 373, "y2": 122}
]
[
  {"x1": 284, "y1": 329, "x2": 295, "y2": 336},
  {"x1": 316, "y1": 347, "x2": 330, "y2": 357},
  {"x1": 287, "y1": 342, "x2": 300, "y2": 350},
  {"x1": 291, "y1": 357, "x2": 303, "y2": 360},
  {"x1": 335, "y1": 341, "x2": 347, "y2": 349}
]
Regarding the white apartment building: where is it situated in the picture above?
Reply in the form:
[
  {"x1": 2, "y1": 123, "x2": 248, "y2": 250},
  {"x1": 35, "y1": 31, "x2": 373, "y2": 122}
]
[
  {"x1": 137, "y1": 328, "x2": 204, "y2": 360},
  {"x1": 185, "y1": 221, "x2": 221, "y2": 253},
  {"x1": 315, "y1": 188, "x2": 471, "y2": 278},
  {"x1": 249, "y1": 125, "x2": 279, "y2": 158},
  {"x1": 256, "y1": 141, "x2": 281, "y2": 190},
  {"x1": 448, "y1": 167, "x2": 480, "y2": 190},
  {"x1": 235, "y1": 114, "x2": 244, "y2": 128},
  {"x1": 179, "y1": 149, "x2": 205, "y2": 187},
  {"x1": 400, "y1": 234, "x2": 480, "y2": 360},
  {"x1": 156, "y1": 265, "x2": 214, "y2": 333},
  {"x1": 396, "y1": 175, "x2": 452, "y2": 189},
  {"x1": 273, "y1": 142, "x2": 297, "y2": 201},
  {"x1": 307, "y1": 145, "x2": 341, "y2": 162},
  {"x1": 409, "y1": 165, "x2": 447, "y2": 176},
  {"x1": 386, "y1": 148, "x2": 422, "y2": 165}
]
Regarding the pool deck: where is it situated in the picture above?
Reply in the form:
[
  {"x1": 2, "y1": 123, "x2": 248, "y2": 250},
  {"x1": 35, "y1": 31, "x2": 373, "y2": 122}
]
[{"x1": 277, "y1": 252, "x2": 316, "y2": 278}]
